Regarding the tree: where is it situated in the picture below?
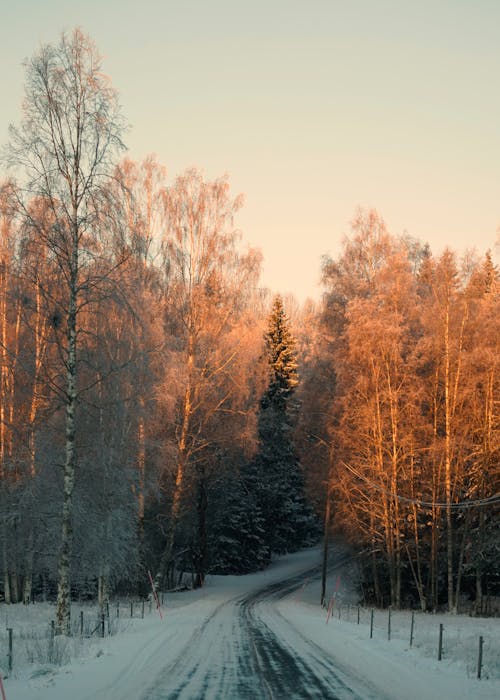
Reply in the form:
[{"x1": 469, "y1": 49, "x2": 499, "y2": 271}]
[
  {"x1": 3, "y1": 29, "x2": 125, "y2": 633},
  {"x1": 334, "y1": 253, "x2": 423, "y2": 608},
  {"x1": 154, "y1": 168, "x2": 261, "y2": 588},
  {"x1": 246, "y1": 295, "x2": 318, "y2": 557}
]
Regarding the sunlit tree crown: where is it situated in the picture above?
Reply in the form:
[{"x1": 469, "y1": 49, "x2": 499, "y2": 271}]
[{"x1": 263, "y1": 295, "x2": 298, "y2": 406}]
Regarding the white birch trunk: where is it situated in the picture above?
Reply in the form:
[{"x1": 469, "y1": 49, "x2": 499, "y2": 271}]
[{"x1": 55, "y1": 241, "x2": 78, "y2": 635}]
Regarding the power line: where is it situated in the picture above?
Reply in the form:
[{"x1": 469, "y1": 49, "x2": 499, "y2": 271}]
[{"x1": 341, "y1": 461, "x2": 500, "y2": 510}]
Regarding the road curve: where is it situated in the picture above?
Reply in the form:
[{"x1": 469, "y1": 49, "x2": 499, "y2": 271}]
[{"x1": 140, "y1": 562, "x2": 382, "y2": 700}]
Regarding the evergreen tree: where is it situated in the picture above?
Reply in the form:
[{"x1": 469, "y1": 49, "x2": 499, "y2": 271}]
[
  {"x1": 246, "y1": 295, "x2": 319, "y2": 558},
  {"x1": 209, "y1": 473, "x2": 269, "y2": 574}
]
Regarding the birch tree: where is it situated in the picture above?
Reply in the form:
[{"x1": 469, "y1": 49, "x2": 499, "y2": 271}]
[
  {"x1": 3, "y1": 29, "x2": 125, "y2": 633},
  {"x1": 155, "y1": 168, "x2": 260, "y2": 588}
]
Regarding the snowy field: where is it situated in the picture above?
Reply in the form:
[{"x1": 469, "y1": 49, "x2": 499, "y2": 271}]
[{"x1": 1, "y1": 546, "x2": 498, "y2": 699}]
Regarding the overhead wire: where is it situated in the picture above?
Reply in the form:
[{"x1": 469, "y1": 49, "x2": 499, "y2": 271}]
[{"x1": 340, "y1": 461, "x2": 500, "y2": 510}]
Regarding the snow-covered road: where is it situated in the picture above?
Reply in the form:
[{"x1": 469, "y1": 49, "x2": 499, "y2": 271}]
[
  {"x1": 139, "y1": 566, "x2": 380, "y2": 699},
  {"x1": 8, "y1": 547, "x2": 499, "y2": 700}
]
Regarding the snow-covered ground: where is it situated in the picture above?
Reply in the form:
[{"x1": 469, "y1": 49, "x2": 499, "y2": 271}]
[{"x1": 1, "y1": 546, "x2": 498, "y2": 699}]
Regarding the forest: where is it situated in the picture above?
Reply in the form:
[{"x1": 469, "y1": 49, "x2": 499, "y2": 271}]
[{"x1": 0, "y1": 30, "x2": 498, "y2": 635}]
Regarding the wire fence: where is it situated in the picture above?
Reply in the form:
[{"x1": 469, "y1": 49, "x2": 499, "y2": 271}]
[
  {"x1": 0, "y1": 596, "x2": 159, "y2": 676},
  {"x1": 324, "y1": 602, "x2": 499, "y2": 681}
]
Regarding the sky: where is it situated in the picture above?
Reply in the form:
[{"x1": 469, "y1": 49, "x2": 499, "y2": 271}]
[{"x1": 1, "y1": 0, "x2": 499, "y2": 301}]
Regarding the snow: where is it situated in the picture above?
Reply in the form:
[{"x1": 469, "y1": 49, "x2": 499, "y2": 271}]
[{"x1": 2, "y1": 546, "x2": 499, "y2": 699}]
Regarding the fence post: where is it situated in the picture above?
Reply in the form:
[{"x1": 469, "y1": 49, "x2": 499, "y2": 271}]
[
  {"x1": 130, "y1": 602, "x2": 133, "y2": 618},
  {"x1": 370, "y1": 609, "x2": 374, "y2": 639},
  {"x1": 7, "y1": 628, "x2": 13, "y2": 673},
  {"x1": 101, "y1": 613, "x2": 105, "y2": 638},
  {"x1": 388, "y1": 608, "x2": 391, "y2": 641},
  {"x1": 410, "y1": 611, "x2": 414, "y2": 647},
  {"x1": 48, "y1": 620, "x2": 54, "y2": 662},
  {"x1": 117, "y1": 601, "x2": 120, "y2": 619},
  {"x1": 477, "y1": 636, "x2": 484, "y2": 679},
  {"x1": 357, "y1": 606, "x2": 360, "y2": 625},
  {"x1": 149, "y1": 599, "x2": 152, "y2": 614},
  {"x1": 438, "y1": 623, "x2": 443, "y2": 661},
  {"x1": 142, "y1": 601, "x2": 145, "y2": 619},
  {"x1": 80, "y1": 610, "x2": 84, "y2": 636}
]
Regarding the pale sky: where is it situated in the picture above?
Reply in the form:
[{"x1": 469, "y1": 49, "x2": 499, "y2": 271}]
[{"x1": 1, "y1": 0, "x2": 499, "y2": 301}]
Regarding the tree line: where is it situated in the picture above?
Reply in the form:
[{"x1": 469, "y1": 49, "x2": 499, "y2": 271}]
[
  {"x1": 0, "y1": 30, "x2": 498, "y2": 633},
  {"x1": 309, "y1": 210, "x2": 499, "y2": 614}
]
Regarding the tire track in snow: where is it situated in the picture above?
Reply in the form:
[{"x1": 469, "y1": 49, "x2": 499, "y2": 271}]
[
  {"x1": 239, "y1": 562, "x2": 363, "y2": 699},
  {"x1": 140, "y1": 555, "x2": 380, "y2": 699}
]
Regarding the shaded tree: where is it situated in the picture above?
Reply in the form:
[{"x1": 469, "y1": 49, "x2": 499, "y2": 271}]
[{"x1": 3, "y1": 29, "x2": 126, "y2": 633}]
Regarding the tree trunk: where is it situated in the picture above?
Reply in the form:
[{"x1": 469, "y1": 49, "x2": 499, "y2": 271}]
[
  {"x1": 194, "y1": 472, "x2": 208, "y2": 588},
  {"x1": 475, "y1": 569, "x2": 483, "y2": 616},
  {"x1": 24, "y1": 278, "x2": 46, "y2": 604},
  {"x1": 443, "y1": 303, "x2": 455, "y2": 612},
  {"x1": 98, "y1": 566, "x2": 110, "y2": 609},
  {"x1": 454, "y1": 510, "x2": 471, "y2": 613},
  {"x1": 55, "y1": 253, "x2": 78, "y2": 636},
  {"x1": 155, "y1": 345, "x2": 194, "y2": 590},
  {"x1": 320, "y1": 480, "x2": 333, "y2": 607},
  {"x1": 2, "y1": 534, "x2": 11, "y2": 605},
  {"x1": 137, "y1": 408, "x2": 146, "y2": 543},
  {"x1": 22, "y1": 528, "x2": 35, "y2": 605}
]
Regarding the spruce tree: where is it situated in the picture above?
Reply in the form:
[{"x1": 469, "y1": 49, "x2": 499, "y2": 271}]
[
  {"x1": 246, "y1": 295, "x2": 318, "y2": 557},
  {"x1": 209, "y1": 473, "x2": 269, "y2": 574}
]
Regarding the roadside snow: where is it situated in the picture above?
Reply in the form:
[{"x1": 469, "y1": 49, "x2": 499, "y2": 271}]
[
  {"x1": 274, "y1": 598, "x2": 498, "y2": 700},
  {"x1": 2, "y1": 546, "x2": 499, "y2": 700}
]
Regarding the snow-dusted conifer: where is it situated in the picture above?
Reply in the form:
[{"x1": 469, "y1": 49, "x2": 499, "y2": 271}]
[{"x1": 246, "y1": 295, "x2": 318, "y2": 558}]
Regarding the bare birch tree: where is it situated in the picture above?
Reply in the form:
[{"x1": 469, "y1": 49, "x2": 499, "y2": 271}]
[
  {"x1": 3, "y1": 29, "x2": 125, "y2": 633},
  {"x1": 155, "y1": 168, "x2": 260, "y2": 588}
]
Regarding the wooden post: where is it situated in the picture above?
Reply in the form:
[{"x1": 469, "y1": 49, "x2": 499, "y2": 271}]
[
  {"x1": 477, "y1": 636, "x2": 484, "y2": 679},
  {"x1": 49, "y1": 620, "x2": 55, "y2": 661},
  {"x1": 101, "y1": 613, "x2": 105, "y2": 638},
  {"x1": 370, "y1": 609, "x2": 374, "y2": 639},
  {"x1": 357, "y1": 606, "x2": 360, "y2": 624},
  {"x1": 117, "y1": 601, "x2": 120, "y2": 619},
  {"x1": 142, "y1": 601, "x2": 145, "y2": 619},
  {"x1": 7, "y1": 628, "x2": 13, "y2": 673},
  {"x1": 130, "y1": 601, "x2": 133, "y2": 618},
  {"x1": 410, "y1": 611, "x2": 414, "y2": 647},
  {"x1": 80, "y1": 610, "x2": 84, "y2": 636},
  {"x1": 388, "y1": 608, "x2": 391, "y2": 641},
  {"x1": 438, "y1": 623, "x2": 443, "y2": 661}
]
